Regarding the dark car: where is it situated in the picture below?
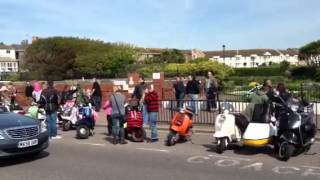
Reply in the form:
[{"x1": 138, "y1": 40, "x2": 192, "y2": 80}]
[{"x1": 0, "y1": 108, "x2": 49, "y2": 157}]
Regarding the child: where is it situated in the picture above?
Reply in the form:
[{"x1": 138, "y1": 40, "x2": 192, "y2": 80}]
[{"x1": 103, "y1": 98, "x2": 113, "y2": 136}]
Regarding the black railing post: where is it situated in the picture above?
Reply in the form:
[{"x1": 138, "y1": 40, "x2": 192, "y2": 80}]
[
  {"x1": 300, "y1": 83, "x2": 304, "y2": 102},
  {"x1": 217, "y1": 90, "x2": 221, "y2": 114},
  {"x1": 170, "y1": 100, "x2": 174, "y2": 119}
]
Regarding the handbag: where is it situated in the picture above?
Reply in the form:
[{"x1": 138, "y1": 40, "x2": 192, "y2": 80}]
[{"x1": 112, "y1": 94, "x2": 126, "y2": 124}]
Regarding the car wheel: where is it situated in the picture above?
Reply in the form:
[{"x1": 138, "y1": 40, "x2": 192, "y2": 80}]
[{"x1": 77, "y1": 125, "x2": 90, "y2": 139}]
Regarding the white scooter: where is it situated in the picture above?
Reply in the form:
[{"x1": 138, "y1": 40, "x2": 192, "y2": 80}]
[{"x1": 214, "y1": 102, "x2": 243, "y2": 153}]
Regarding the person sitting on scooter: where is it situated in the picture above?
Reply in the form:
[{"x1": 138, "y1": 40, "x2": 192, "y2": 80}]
[{"x1": 242, "y1": 85, "x2": 270, "y2": 122}]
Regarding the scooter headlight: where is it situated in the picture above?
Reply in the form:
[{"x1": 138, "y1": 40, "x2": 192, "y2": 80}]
[
  {"x1": 292, "y1": 120, "x2": 301, "y2": 129},
  {"x1": 40, "y1": 121, "x2": 47, "y2": 133},
  {"x1": 219, "y1": 115, "x2": 226, "y2": 122}
]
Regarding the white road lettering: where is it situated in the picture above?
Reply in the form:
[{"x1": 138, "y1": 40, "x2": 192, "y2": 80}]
[
  {"x1": 136, "y1": 148, "x2": 170, "y2": 153},
  {"x1": 187, "y1": 156, "x2": 210, "y2": 164},
  {"x1": 77, "y1": 143, "x2": 106, "y2": 147},
  {"x1": 214, "y1": 159, "x2": 240, "y2": 167},
  {"x1": 273, "y1": 166, "x2": 300, "y2": 175},
  {"x1": 302, "y1": 166, "x2": 320, "y2": 178},
  {"x1": 240, "y1": 162, "x2": 263, "y2": 171},
  {"x1": 208, "y1": 154, "x2": 252, "y2": 161}
]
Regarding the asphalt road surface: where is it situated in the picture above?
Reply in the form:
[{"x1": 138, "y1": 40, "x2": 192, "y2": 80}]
[{"x1": 0, "y1": 127, "x2": 319, "y2": 180}]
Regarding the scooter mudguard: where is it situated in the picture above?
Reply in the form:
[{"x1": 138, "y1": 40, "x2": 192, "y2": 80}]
[{"x1": 242, "y1": 123, "x2": 276, "y2": 147}]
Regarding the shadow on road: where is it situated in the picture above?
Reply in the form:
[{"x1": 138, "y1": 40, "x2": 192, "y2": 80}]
[{"x1": 0, "y1": 151, "x2": 50, "y2": 167}]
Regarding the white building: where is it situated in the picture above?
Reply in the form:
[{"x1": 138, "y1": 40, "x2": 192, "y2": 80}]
[
  {"x1": 204, "y1": 49, "x2": 299, "y2": 68},
  {"x1": 0, "y1": 45, "x2": 19, "y2": 72}
]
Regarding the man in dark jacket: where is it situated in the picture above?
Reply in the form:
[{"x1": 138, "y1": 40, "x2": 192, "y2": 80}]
[
  {"x1": 132, "y1": 77, "x2": 147, "y2": 103},
  {"x1": 173, "y1": 76, "x2": 185, "y2": 109},
  {"x1": 40, "y1": 80, "x2": 61, "y2": 139},
  {"x1": 132, "y1": 77, "x2": 148, "y2": 124},
  {"x1": 91, "y1": 78, "x2": 102, "y2": 112},
  {"x1": 186, "y1": 75, "x2": 200, "y2": 114}
]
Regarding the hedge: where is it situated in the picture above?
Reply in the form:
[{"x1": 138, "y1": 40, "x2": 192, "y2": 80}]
[
  {"x1": 233, "y1": 67, "x2": 282, "y2": 76},
  {"x1": 136, "y1": 62, "x2": 234, "y2": 80}
]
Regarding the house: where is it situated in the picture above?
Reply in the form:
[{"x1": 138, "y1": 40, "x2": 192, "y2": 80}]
[
  {"x1": 0, "y1": 45, "x2": 19, "y2": 72},
  {"x1": 204, "y1": 48, "x2": 299, "y2": 68}
]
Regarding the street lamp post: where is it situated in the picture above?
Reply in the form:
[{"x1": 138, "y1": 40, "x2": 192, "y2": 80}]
[{"x1": 222, "y1": 45, "x2": 226, "y2": 64}]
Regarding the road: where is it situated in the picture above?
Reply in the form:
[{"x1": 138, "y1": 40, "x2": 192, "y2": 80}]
[{"x1": 0, "y1": 127, "x2": 319, "y2": 180}]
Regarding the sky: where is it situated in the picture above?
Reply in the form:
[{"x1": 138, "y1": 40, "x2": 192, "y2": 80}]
[{"x1": 0, "y1": 0, "x2": 319, "y2": 50}]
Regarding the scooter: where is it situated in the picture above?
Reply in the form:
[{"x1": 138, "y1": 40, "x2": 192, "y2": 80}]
[
  {"x1": 275, "y1": 96, "x2": 316, "y2": 161},
  {"x1": 76, "y1": 104, "x2": 95, "y2": 139},
  {"x1": 58, "y1": 100, "x2": 79, "y2": 131},
  {"x1": 214, "y1": 102, "x2": 243, "y2": 153},
  {"x1": 124, "y1": 103, "x2": 146, "y2": 142},
  {"x1": 166, "y1": 107, "x2": 194, "y2": 146}
]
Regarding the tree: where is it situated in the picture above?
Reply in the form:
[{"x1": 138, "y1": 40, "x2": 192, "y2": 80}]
[
  {"x1": 161, "y1": 49, "x2": 186, "y2": 63},
  {"x1": 24, "y1": 37, "x2": 137, "y2": 80},
  {"x1": 300, "y1": 40, "x2": 320, "y2": 66},
  {"x1": 24, "y1": 38, "x2": 76, "y2": 80}
]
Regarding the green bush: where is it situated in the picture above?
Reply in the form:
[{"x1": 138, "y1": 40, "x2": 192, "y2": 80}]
[{"x1": 290, "y1": 66, "x2": 317, "y2": 79}]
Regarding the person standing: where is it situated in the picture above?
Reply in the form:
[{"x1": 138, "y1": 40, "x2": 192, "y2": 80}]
[
  {"x1": 173, "y1": 76, "x2": 185, "y2": 109},
  {"x1": 32, "y1": 81, "x2": 42, "y2": 103},
  {"x1": 186, "y1": 75, "x2": 200, "y2": 114},
  {"x1": 110, "y1": 86, "x2": 127, "y2": 144},
  {"x1": 91, "y1": 78, "x2": 102, "y2": 112},
  {"x1": 205, "y1": 72, "x2": 218, "y2": 111},
  {"x1": 103, "y1": 98, "x2": 113, "y2": 136},
  {"x1": 39, "y1": 81, "x2": 61, "y2": 139},
  {"x1": 132, "y1": 77, "x2": 148, "y2": 125},
  {"x1": 144, "y1": 84, "x2": 159, "y2": 142},
  {"x1": 25, "y1": 81, "x2": 34, "y2": 102}
]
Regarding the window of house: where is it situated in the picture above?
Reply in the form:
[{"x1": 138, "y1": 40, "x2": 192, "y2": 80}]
[
  {"x1": 6, "y1": 50, "x2": 10, "y2": 54},
  {"x1": 7, "y1": 62, "x2": 12, "y2": 71},
  {"x1": 0, "y1": 63, "x2": 5, "y2": 72}
]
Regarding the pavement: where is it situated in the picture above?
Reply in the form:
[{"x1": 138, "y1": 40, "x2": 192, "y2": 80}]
[{"x1": 0, "y1": 126, "x2": 319, "y2": 180}]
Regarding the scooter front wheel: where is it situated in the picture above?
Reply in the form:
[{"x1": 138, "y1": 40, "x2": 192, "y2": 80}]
[
  {"x1": 278, "y1": 140, "x2": 295, "y2": 161},
  {"x1": 62, "y1": 121, "x2": 71, "y2": 131},
  {"x1": 76, "y1": 125, "x2": 90, "y2": 139},
  {"x1": 166, "y1": 131, "x2": 177, "y2": 146},
  {"x1": 216, "y1": 137, "x2": 228, "y2": 154}
]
